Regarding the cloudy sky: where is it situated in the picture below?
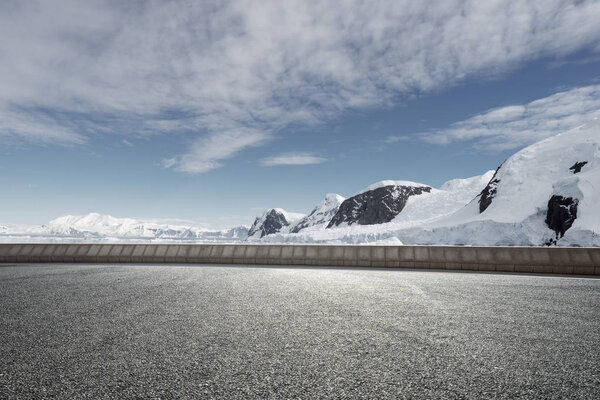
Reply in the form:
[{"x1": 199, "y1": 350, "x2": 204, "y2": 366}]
[{"x1": 2, "y1": 0, "x2": 600, "y2": 228}]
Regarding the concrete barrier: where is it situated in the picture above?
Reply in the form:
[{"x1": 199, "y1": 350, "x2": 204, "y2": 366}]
[{"x1": 0, "y1": 243, "x2": 598, "y2": 275}]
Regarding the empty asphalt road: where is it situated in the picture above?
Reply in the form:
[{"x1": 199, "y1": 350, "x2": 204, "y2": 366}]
[{"x1": 0, "y1": 264, "x2": 599, "y2": 399}]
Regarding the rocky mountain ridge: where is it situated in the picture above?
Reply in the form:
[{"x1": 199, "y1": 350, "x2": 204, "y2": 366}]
[
  {"x1": 328, "y1": 184, "x2": 432, "y2": 227},
  {"x1": 258, "y1": 120, "x2": 600, "y2": 246},
  {"x1": 3, "y1": 121, "x2": 598, "y2": 246},
  {"x1": 247, "y1": 174, "x2": 493, "y2": 241}
]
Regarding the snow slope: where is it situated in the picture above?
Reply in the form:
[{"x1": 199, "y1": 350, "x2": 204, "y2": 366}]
[
  {"x1": 391, "y1": 171, "x2": 495, "y2": 226},
  {"x1": 426, "y1": 119, "x2": 600, "y2": 245}
]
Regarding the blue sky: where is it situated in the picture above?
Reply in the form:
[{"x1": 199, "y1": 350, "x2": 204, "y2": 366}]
[{"x1": 1, "y1": 1, "x2": 600, "y2": 228}]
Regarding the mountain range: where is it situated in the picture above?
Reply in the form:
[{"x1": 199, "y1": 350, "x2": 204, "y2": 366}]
[
  {"x1": 0, "y1": 213, "x2": 248, "y2": 243},
  {"x1": 250, "y1": 120, "x2": 600, "y2": 246},
  {"x1": 1, "y1": 120, "x2": 598, "y2": 246}
]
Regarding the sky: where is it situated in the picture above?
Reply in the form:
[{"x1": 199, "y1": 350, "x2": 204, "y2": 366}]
[{"x1": 1, "y1": 0, "x2": 600, "y2": 229}]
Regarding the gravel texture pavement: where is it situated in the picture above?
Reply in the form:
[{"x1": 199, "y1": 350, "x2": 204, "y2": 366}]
[{"x1": 0, "y1": 264, "x2": 599, "y2": 399}]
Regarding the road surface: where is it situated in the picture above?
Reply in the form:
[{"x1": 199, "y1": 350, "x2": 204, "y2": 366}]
[{"x1": 1, "y1": 264, "x2": 598, "y2": 399}]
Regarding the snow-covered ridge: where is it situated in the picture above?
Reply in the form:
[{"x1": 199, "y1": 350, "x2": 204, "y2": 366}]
[
  {"x1": 434, "y1": 119, "x2": 600, "y2": 245},
  {"x1": 47, "y1": 213, "x2": 208, "y2": 237},
  {"x1": 257, "y1": 169, "x2": 495, "y2": 243},
  {"x1": 440, "y1": 171, "x2": 495, "y2": 193},
  {"x1": 389, "y1": 171, "x2": 495, "y2": 226},
  {"x1": 356, "y1": 180, "x2": 430, "y2": 195},
  {"x1": 0, "y1": 212, "x2": 248, "y2": 243},
  {"x1": 247, "y1": 208, "x2": 306, "y2": 239},
  {"x1": 291, "y1": 194, "x2": 345, "y2": 233},
  {"x1": 269, "y1": 208, "x2": 305, "y2": 224},
  {"x1": 314, "y1": 194, "x2": 345, "y2": 213}
]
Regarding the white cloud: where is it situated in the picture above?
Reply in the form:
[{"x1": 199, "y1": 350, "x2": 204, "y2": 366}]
[
  {"x1": 421, "y1": 84, "x2": 600, "y2": 149},
  {"x1": 260, "y1": 152, "x2": 327, "y2": 167},
  {"x1": 1, "y1": 1, "x2": 600, "y2": 170},
  {"x1": 371, "y1": 135, "x2": 411, "y2": 151},
  {"x1": 165, "y1": 128, "x2": 269, "y2": 173},
  {"x1": 0, "y1": 105, "x2": 85, "y2": 145},
  {"x1": 383, "y1": 135, "x2": 411, "y2": 144}
]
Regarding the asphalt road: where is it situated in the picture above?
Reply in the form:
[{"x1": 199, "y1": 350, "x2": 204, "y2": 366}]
[{"x1": 0, "y1": 264, "x2": 598, "y2": 399}]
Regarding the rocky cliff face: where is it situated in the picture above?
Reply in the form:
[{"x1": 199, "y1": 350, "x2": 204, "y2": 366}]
[
  {"x1": 327, "y1": 184, "x2": 431, "y2": 227},
  {"x1": 478, "y1": 165, "x2": 502, "y2": 213},
  {"x1": 545, "y1": 195, "x2": 579, "y2": 239},
  {"x1": 247, "y1": 209, "x2": 289, "y2": 238}
]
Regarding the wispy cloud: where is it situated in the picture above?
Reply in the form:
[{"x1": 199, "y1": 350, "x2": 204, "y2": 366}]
[
  {"x1": 421, "y1": 84, "x2": 600, "y2": 150},
  {"x1": 0, "y1": 105, "x2": 86, "y2": 145},
  {"x1": 260, "y1": 152, "x2": 327, "y2": 167},
  {"x1": 164, "y1": 128, "x2": 269, "y2": 173},
  {"x1": 383, "y1": 135, "x2": 410, "y2": 144},
  {"x1": 1, "y1": 1, "x2": 600, "y2": 170},
  {"x1": 371, "y1": 135, "x2": 412, "y2": 151}
]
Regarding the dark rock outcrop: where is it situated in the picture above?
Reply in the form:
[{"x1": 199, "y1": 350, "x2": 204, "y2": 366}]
[
  {"x1": 478, "y1": 165, "x2": 502, "y2": 213},
  {"x1": 569, "y1": 161, "x2": 587, "y2": 174},
  {"x1": 327, "y1": 185, "x2": 431, "y2": 228},
  {"x1": 248, "y1": 209, "x2": 290, "y2": 238},
  {"x1": 545, "y1": 195, "x2": 579, "y2": 238}
]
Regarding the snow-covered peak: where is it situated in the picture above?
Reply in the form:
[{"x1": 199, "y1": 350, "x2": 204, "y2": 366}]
[
  {"x1": 0, "y1": 212, "x2": 250, "y2": 242},
  {"x1": 440, "y1": 170, "x2": 495, "y2": 192},
  {"x1": 247, "y1": 208, "x2": 306, "y2": 239},
  {"x1": 290, "y1": 194, "x2": 345, "y2": 233},
  {"x1": 457, "y1": 120, "x2": 600, "y2": 224},
  {"x1": 316, "y1": 194, "x2": 345, "y2": 212},
  {"x1": 356, "y1": 180, "x2": 430, "y2": 195},
  {"x1": 258, "y1": 208, "x2": 305, "y2": 223},
  {"x1": 47, "y1": 212, "x2": 207, "y2": 236},
  {"x1": 427, "y1": 119, "x2": 600, "y2": 245},
  {"x1": 38, "y1": 212, "x2": 248, "y2": 241},
  {"x1": 48, "y1": 213, "x2": 140, "y2": 233}
]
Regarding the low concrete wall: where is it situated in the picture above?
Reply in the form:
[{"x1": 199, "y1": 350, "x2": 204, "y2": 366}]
[{"x1": 0, "y1": 243, "x2": 599, "y2": 275}]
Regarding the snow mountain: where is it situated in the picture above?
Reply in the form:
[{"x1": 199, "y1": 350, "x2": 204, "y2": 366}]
[
  {"x1": 389, "y1": 171, "x2": 495, "y2": 226},
  {"x1": 257, "y1": 171, "x2": 494, "y2": 243},
  {"x1": 0, "y1": 213, "x2": 248, "y2": 242},
  {"x1": 291, "y1": 194, "x2": 345, "y2": 233},
  {"x1": 2, "y1": 121, "x2": 597, "y2": 247},
  {"x1": 432, "y1": 119, "x2": 600, "y2": 246},
  {"x1": 259, "y1": 120, "x2": 600, "y2": 246},
  {"x1": 328, "y1": 181, "x2": 432, "y2": 227},
  {"x1": 247, "y1": 209, "x2": 305, "y2": 239}
]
